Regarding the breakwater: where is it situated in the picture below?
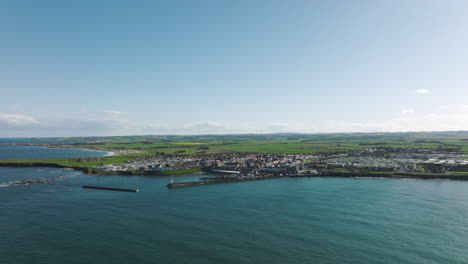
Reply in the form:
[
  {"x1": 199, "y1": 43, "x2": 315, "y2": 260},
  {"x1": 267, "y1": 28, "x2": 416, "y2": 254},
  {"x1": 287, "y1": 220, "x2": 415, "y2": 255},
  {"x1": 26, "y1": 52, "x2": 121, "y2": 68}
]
[
  {"x1": 168, "y1": 172, "x2": 468, "y2": 188},
  {"x1": 168, "y1": 175, "x2": 284, "y2": 188},
  {"x1": 83, "y1": 185, "x2": 139, "y2": 192}
]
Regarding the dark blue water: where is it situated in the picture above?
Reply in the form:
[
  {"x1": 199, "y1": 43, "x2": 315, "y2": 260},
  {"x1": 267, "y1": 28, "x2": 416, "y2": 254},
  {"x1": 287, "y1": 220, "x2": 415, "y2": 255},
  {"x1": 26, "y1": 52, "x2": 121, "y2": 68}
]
[{"x1": 1, "y1": 147, "x2": 468, "y2": 264}]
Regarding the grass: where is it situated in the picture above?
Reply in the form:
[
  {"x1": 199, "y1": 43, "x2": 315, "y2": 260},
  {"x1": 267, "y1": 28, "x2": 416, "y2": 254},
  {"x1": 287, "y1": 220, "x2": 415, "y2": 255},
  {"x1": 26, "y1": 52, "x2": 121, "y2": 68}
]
[
  {"x1": 174, "y1": 142, "x2": 206, "y2": 145},
  {"x1": 52, "y1": 133, "x2": 468, "y2": 156},
  {"x1": 417, "y1": 165, "x2": 426, "y2": 172},
  {"x1": 369, "y1": 171, "x2": 468, "y2": 177},
  {"x1": 448, "y1": 171, "x2": 468, "y2": 175}
]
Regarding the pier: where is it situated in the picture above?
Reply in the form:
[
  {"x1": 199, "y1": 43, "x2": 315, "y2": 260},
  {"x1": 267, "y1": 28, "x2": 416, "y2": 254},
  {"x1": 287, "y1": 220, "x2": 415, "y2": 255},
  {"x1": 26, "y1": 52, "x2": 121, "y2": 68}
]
[
  {"x1": 83, "y1": 185, "x2": 140, "y2": 192},
  {"x1": 167, "y1": 175, "x2": 284, "y2": 188}
]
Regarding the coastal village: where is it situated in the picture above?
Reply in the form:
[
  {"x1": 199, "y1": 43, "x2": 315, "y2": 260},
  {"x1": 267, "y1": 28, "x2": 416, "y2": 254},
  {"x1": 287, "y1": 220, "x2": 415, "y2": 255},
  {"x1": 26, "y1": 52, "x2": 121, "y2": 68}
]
[
  {"x1": 94, "y1": 147, "x2": 468, "y2": 179},
  {"x1": 94, "y1": 152, "x2": 314, "y2": 176}
]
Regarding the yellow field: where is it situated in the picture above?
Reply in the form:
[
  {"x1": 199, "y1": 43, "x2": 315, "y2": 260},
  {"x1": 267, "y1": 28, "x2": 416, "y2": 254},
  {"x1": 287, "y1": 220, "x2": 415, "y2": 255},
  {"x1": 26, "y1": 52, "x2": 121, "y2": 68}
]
[{"x1": 174, "y1": 142, "x2": 206, "y2": 145}]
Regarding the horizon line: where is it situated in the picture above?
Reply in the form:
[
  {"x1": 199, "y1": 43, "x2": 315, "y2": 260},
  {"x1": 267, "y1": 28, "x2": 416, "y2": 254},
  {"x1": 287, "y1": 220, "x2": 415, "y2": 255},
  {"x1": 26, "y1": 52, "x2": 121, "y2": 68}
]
[{"x1": 2, "y1": 130, "x2": 468, "y2": 139}]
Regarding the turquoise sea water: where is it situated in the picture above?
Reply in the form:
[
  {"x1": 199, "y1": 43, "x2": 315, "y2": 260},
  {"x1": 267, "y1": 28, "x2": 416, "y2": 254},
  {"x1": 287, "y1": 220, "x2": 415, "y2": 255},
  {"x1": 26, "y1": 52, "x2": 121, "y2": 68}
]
[
  {"x1": 0, "y1": 146, "x2": 108, "y2": 159},
  {"x1": 0, "y1": 138, "x2": 89, "y2": 144},
  {"x1": 1, "y1": 147, "x2": 468, "y2": 264}
]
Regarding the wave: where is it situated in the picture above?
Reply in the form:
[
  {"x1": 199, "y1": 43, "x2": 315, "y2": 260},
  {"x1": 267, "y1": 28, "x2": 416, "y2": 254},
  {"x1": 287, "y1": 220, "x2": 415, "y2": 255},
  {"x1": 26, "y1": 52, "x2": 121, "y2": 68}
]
[{"x1": 0, "y1": 175, "x2": 67, "y2": 187}]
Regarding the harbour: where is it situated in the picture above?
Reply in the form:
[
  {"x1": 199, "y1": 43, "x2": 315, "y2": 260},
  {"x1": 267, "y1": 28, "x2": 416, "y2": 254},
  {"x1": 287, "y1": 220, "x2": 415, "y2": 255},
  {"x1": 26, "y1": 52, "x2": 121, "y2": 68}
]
[{"x1": 3, "y1": 167, "x2": 468, "y2": 264}]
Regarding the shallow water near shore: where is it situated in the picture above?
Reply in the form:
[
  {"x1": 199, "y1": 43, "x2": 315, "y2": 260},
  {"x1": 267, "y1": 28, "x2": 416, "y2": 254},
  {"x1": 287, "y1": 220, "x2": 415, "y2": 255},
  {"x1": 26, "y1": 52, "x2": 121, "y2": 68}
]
[
  {"x1": 0, "y1": 145, "x2": 108, "y2": 159},
  {"x1": 1, "y1": 147, "x2": 468, "y2": 264}
]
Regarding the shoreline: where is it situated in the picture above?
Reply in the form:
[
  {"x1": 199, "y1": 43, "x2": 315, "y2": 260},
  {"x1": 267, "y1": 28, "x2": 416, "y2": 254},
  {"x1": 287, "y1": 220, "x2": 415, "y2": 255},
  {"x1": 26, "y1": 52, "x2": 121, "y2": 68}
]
[
  {"x1": 40, "y1": 145, "x2": 116, "y2": 157},
  {"x1": 1, "y1": 161, "x2": 468, "y2": 181}
]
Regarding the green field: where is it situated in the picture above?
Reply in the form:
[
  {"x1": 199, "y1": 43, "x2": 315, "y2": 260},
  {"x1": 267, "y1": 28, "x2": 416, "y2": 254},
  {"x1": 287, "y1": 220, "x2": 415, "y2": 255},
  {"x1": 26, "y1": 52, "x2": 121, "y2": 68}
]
[{"x1": 65, "y1": 132, "x2": 467, "y2": 156}]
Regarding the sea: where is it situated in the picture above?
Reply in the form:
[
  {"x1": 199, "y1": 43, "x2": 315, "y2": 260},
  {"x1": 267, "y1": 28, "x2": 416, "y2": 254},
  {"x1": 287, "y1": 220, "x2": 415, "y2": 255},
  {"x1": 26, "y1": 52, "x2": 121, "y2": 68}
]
[{"x1": 1, "y1": 139, "x2": 468, "y2": 264}]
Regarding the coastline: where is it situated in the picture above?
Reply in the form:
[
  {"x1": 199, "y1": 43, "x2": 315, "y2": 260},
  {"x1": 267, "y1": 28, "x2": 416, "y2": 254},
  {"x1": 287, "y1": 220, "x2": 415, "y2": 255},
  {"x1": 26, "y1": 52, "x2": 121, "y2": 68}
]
[
  {"x1": 1, "y1": 161, "x2": 468, "y2": 181},
  {"x1": 2, "y1": 142, "x2": 468, "y2": 182},
  {"x1": 41, "y1": 145, "x2": 116, "y2": 157}
]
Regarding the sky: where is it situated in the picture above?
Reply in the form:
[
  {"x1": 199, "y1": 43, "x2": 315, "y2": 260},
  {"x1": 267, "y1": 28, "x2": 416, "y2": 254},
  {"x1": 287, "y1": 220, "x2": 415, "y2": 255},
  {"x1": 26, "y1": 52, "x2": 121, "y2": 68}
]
[{"x1": 1, "y1": 0, "x2": 468, "y2": 137}]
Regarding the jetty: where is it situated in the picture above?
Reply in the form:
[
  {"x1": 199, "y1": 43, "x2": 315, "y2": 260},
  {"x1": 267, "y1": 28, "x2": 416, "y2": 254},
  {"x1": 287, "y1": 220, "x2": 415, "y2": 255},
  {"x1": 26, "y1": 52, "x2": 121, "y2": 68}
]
[
  {"x1": 167, "y1": 175, "x2": 284, "y2": 188},
  {"x1": 83, "y1": 185, "x2": 139, "y2": 192}
]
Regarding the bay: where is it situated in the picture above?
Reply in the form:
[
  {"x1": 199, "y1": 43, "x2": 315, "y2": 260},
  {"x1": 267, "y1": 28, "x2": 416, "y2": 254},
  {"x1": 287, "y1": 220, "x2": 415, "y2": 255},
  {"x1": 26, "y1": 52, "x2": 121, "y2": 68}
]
[{"x1": 1, "y1": 146, "x2": 468, "y2": 264}]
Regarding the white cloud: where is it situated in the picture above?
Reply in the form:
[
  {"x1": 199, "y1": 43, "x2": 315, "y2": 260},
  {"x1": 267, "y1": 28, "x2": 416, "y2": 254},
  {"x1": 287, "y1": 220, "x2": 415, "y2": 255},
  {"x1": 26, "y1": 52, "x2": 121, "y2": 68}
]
[
  {"x1": 265, "y1": 122, "x2": 291, "y2": 132},
  {"x1": 0, "y1": 111, "x2": 135, "y2": 137},
  {"x1": 0, "y1": 113, "x2": 39, "y2": 125},
  {"x1": 182, "y1": 121, "x2": 233, "y2": 134},
  {"x1": 416, "y1": 89, "x2": 430, "y2": 94},
  {"x1": 401, "y1": 108, "x2": 415, "y2": 115},
  {"x1": 2, "y1": 110, "x2": 468, "y2": 137},
  {"x1": 95, "y1": 110, "x2": 127, "y2": 116}
]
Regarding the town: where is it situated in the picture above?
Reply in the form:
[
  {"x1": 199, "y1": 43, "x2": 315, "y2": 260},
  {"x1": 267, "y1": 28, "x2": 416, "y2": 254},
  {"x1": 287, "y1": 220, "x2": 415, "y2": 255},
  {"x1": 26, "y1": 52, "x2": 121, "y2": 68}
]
[{"x1": 93, "y1": 147, "x2": 468, "y2": 179}]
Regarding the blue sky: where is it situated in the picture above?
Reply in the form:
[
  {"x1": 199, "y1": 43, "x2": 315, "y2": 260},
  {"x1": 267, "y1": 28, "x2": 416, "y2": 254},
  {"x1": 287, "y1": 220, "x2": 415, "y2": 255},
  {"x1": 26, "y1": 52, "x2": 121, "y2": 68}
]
[{"x1": 1, "y1": 0, "x2": 468, "y2": 137}]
